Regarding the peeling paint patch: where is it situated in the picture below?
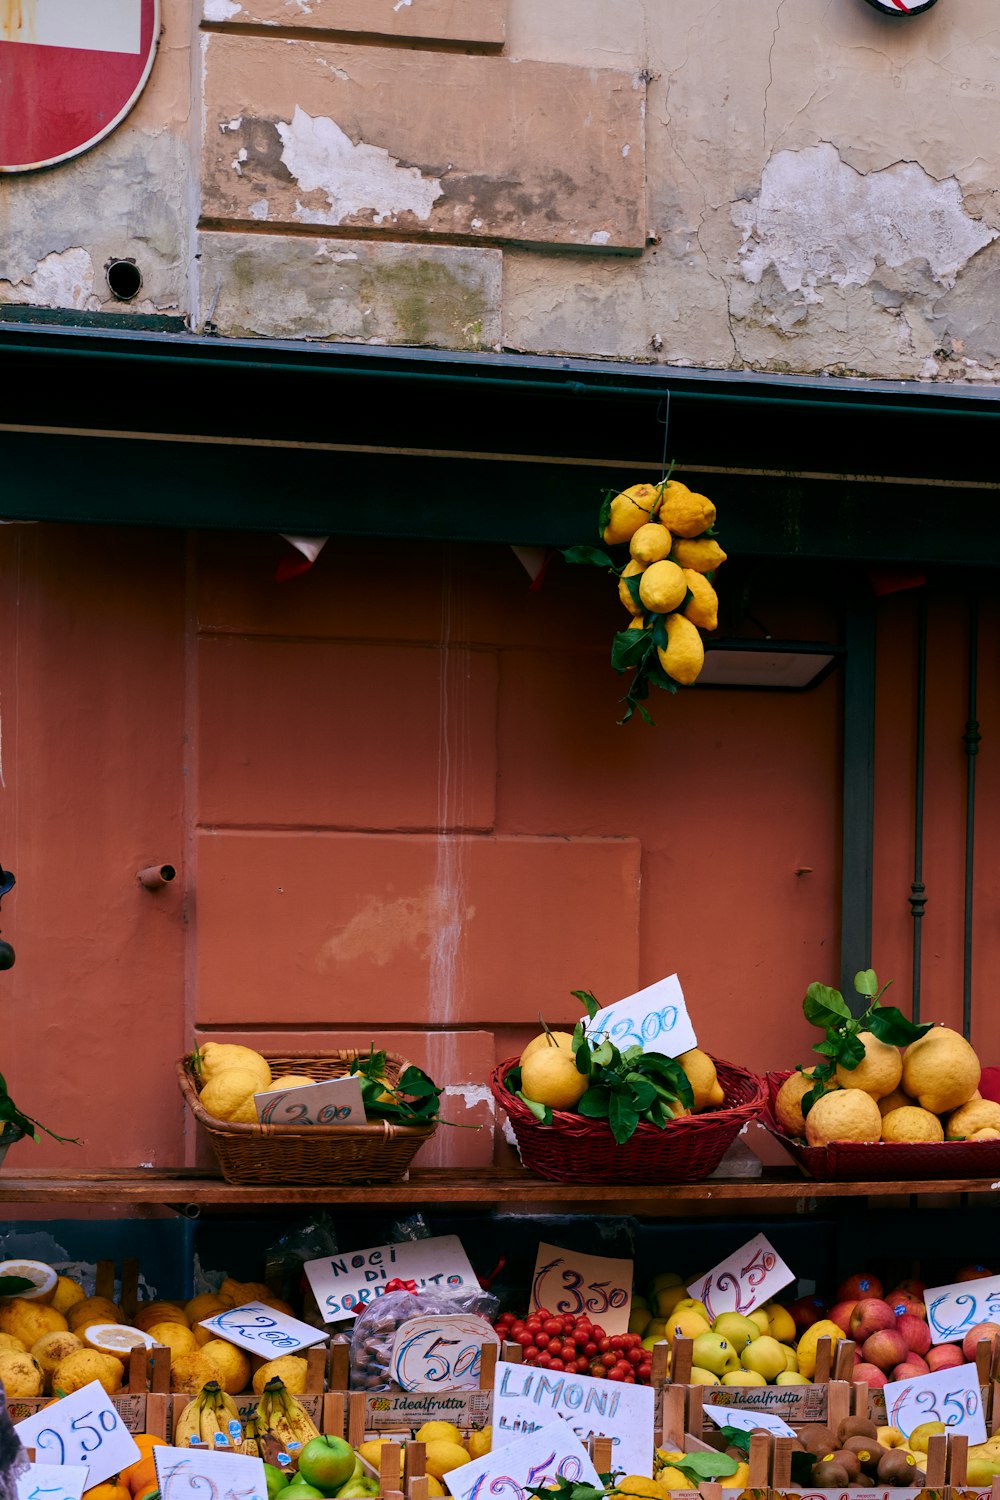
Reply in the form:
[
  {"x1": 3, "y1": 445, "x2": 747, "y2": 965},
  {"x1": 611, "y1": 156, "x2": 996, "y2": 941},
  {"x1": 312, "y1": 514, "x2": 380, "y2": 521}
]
[
  {"x1": 590, "y1": 230, "x2": 611, "y2": 245},
  {"x1": 0, "y1": 248, "x2": 95, "y2": 309},
  {"x1": 735, "y1": 144, "x2": 997, "y2": 294},
  {"x1": 276, "y1": 106, "x2": 442, "y2": 226},
  {"x1": 204, "y1": 0, "x2": 242, "y2": 17},
  {"x1": 248, "y1": 198, "x2": 268, "y2": 219}
]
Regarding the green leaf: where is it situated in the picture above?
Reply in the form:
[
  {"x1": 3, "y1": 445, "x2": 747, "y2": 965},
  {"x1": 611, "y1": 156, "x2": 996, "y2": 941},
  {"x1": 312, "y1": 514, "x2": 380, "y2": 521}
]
[
  {"x1": 718, "y1": 1429, "x2": 751, "y2": 1457},
  {"x1": 611, "y1": 629, "x2": 653, "y2": 674},
  {"x1": 790, "y1": 1451, "x2": 817, "y2": 1487},
  {"x1": 578, "y1": 1087, "x2": 612, "y2": 1120},
  {"x1": 623, "y1": 573, "x2": 644, "y2": 607},
  {"x1": 592, "y1": 1039, "x2": 615, "y2": 1069},
  {"x1": 562, "y1": 545, "x2": 615, "y2": 570},
  {"x1": 803, "y1": 982, "x2": 852, "y2": 1029},
  {"x1": 645, "y1": 1098, "x2": 667, "y2": 1128},
  {"x1": 0, "y1": 1276, "x2": 33, "y2": 1296},
  {"x1": 627, "y1": 1076, "x2": 658, "y2": 1111},
  {"x1": 609, "y1": 1093, "x2": 640, "y2": 1144},
  {"x1": 866, "y1": 1005, "x2": 933, "y2": 1046},
  {"x1": 571, "y1": 989, "x2": 601, "y2": 1021},
  {"x1": 574, "y1": 1035, "x2": 593, "y2": 1075},
  {"x1": 813, "y1": 1038, "x2": 840, "y2": 1058},
  {"x1": 516, "y1": 1091, "x2": 552, "y2": 1126},
  {"x1": 836, "y1": 1032, "x2": 867, "y2": 1070},
  {"x1": 672, "y1": 1454, "x2": 740, "y2": 1481},
  {"x1": 854, "y1": 969, "x2": 879, "y2": 997},
  {"x1": 396, "y1": 1066, "x2": 442, "y2": 1098},
  {"x1": 505, "y1": 1065, "x2": 523, "y2": 1096},
  {"x1": 597, "y1": 491, "x2": 614, "y2": 539},
  {"x1": 651, "y1": 614, "x2": 669, "y2": 651}
]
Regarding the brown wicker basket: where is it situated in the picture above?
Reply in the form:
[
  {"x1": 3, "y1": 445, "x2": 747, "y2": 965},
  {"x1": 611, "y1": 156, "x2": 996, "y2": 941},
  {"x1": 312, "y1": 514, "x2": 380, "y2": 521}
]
[
  {"x1": 178, "y1": 1050, "x2": 438, "y2": 1185},
  {"x1": 490, "y1": 1054, "x2": 766, "y2": 1184}
]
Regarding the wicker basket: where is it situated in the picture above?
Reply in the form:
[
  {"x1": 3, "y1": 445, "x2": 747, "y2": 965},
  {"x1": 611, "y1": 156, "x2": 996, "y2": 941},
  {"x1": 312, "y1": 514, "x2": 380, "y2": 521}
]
[
  {"x1": 766, "y1": 1069, "x2": 1000, "y2": 1181},
  {"x1": 490, "y1": 1055, "x2": 766, "y2": 1184},
  {"x1": 178, "y1": 1050, "x2": 437, "y2": 1186}
]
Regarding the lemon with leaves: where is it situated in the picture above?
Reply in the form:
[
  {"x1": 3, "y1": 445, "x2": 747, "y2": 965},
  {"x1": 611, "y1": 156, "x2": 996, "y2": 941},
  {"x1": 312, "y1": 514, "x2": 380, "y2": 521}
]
[
  {"x1": 678, "y1": 1049, "x2": 724, "y2": 1110},
  {"x1": 835, "y1": 1030, "x2": 902, "y2": 1098},
  {"x1": 520, "y1": 1048, "x2": 588, "y2": 1111},
  {"x1": 639, "y1": 559, "x2": 687, "y2": 614},
  {"x1": 602, "y1": 483, "x2": 663, "y2": 545},
  {"x1": 657, "y1": 613, "x2": 705, "y2": 685},
  {"x1": 682, "y1": 570, "x2": 718, "y2": 631},
  {"x1": 658, "y1": 482, "x2": 716, "y2": 538}
]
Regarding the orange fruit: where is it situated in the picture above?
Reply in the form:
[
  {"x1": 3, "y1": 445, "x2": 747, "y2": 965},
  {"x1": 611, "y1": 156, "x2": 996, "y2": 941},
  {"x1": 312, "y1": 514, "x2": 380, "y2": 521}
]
[
  {"x1": 85, "y1": 1482, "x2": 131, "y2": 1500},
  {"x1": 134, "y1": 1486, "x2": 159, "y2": 1500},
  {"x1": 124, "y1": 1458, "x2": 158, "y2": 1496}
]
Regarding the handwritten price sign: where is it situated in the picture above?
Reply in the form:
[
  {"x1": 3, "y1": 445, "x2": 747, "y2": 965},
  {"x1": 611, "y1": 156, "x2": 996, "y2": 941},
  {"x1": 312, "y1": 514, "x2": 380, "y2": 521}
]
[
  {"x1": 199, "y1": 1301, "x2": 327, "y2": 1356},
  {"x1": 305, "y1": 1233, "x2": 478, "y2": 1322},
  {"x1": 253, "y1": 1075, "x2": 366, "y2": 1127},
  {"x1": 923, "y1": 1273, "x2": 1000, "y2": 1345},
  {"x1": 391, "y1": 1315, "x2": 501, "y2": 1392},
  {"x1": 581, "y1": 974, "x2": 697, "y2": 1059},
  {"x1": 445, "y1": 1419, "x2": 601, "y2": 1500},
  {"x1": 688, "y1": 1234, "x2": 794, "y2": 1318},
  {"x1": 15, "y1": 1383, "x2": 140, "y2": 1488},
  {"x1": 15, "y1": 1466, "x2": 90, "y2": 1500},
  {"x1": 154, "y1": 1446, "x2": 267, "y2": 1500},
  {"x1": 492, "y1": 1360, "x2": 654, "y2": 1479},
  {"x1": 529, "y1": 1243, "x2": 633, "y2": 1337},
  {"x1": 883, "y1": 1362, "x2": 986, "y2": 1445}
]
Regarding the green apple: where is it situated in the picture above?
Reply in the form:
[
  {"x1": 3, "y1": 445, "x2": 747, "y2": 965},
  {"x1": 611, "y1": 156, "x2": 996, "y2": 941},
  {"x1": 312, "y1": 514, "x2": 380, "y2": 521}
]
[
  {"x1": 629, "y1": 1306, "x2": 652, "y2": 1336},
  {"x1": 748, "y1": 1309, "x2": 770, "y2": 1333},
  {"x1": 281, "y1": 1487, "x2": 325, "y2": 1500},
  {"x1": 767, "y1": 1304, "x2": 797, "y2": 1344},
  {"x1": 672, "y1": 1298, "x2": 708, "y2": 1320},
  {"x1": 689, "y1": 1366, "x2": 721, "y2": 1386},
  {"x1": 264, "y1": 1468, "x2": 290, "y2": 1500},
  {"x1": 691, "y1": 1331, "x2": 740, "y2": 1376},
  {"x1": 712, "y1": 1312, "x2": 761, "y2": 1351},
  {"x1": 741, "y1": 1335, "x2": 788, "y2": 1382},
  {"x1": 298, "y1": 1437, "x2": 358, "y2": 1494},
  {"x1": 721, "y1": 1370, "x2": 767, "y2": 1387},
  {"x1": 334, "y1": 1483, "x2": 379, "y2": 1500},
  {"x1": 775, "y1": 1371, "x2": 811, "y2": 1385},
  {"x1": 642, "y1": 1333, "x2": 668, "y2": 1351},
  {"x1": 650, "y1": 1272, "x2": 683, "y2": 1292},
  {"x1": 782, "y1": 1346, "x2": 798, "y2": 1372}
]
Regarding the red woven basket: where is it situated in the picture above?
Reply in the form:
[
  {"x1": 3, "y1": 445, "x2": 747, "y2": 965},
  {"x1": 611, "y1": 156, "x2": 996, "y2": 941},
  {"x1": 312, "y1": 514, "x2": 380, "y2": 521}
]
[
  {"x1": 490, "y1": 1055, "x2": 766, "y2": 1184},
  {"x1": 766, "y1": 1069, "x2": 1000, "y2": 1181}
]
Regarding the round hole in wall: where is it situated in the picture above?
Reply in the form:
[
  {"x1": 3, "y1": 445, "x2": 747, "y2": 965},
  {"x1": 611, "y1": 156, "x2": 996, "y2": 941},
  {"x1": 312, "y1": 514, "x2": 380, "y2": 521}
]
[{"x1": 105, "y1": 258, "x2": 143, "y2": 301}]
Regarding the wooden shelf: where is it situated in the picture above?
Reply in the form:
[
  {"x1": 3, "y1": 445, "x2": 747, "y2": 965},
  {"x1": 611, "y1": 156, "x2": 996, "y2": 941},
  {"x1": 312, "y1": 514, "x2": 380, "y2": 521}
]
[{"x1": 0, "y1": 1165, "x2": 993, "y2": 1211}]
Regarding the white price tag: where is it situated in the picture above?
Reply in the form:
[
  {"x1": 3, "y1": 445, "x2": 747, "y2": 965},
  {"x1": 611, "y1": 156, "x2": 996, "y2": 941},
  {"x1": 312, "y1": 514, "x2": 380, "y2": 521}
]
[
  {"x1": 923, "y1": 1274, "x2": 1000, "y2": 1345},
  {"x1": 14, "y1": 1383, "x2": 140, "y2": 1488},
  {"x1": 883, "y1": 1362, "x2": 986, "y2": 1445},
  {"x1": 154, "y1": 1446, "x2": 268, "y2": 1500},
  {"x1": 198, "y1": 1300, "x2": 327, "y2": 1355},
  {"x1": 704, "y1": 1404, "x2": 796, "y2": 1437},
  {"x1": 446, "y1": 1419, "x2": 601, "y2": 1500},
  {"x1": 305, "y1": 1233, "x2": 478, "y2": 1322},
  {"x1": 391, "y1": 1315, "x2": 500, "y2": 1393},
  {"x1": 15, "y1": 1466, "x2": 89, "y2": 1500},
  {"x1": 530, "y1": 1243, "x2": 633, "y2": 1337},
  {"x1": 688, "y1": 1234, "x2": 795, "y2": 1318},
  {"x1": 253, "y1": 1075, "x2": 366, "y2": 1126},
  {"x1": 491, "y1": 1360, "x2": 655, "y2": 1479},
  {"x1": 581, "y1": 974, "x2": 697, "y2": 1059}
]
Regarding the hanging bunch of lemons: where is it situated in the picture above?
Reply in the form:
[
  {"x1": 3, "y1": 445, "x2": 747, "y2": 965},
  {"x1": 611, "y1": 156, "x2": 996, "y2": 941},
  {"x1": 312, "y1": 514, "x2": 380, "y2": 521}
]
[{"x1": 565, "y1": 473, "x2": 726, "y2": 723}]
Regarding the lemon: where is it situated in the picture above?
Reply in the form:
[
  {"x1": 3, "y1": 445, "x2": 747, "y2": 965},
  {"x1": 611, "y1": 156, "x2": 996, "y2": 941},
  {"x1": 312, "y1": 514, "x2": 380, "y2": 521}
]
[
  {"x1": 196, "y1": 1042, "x2": 272, "y2": 1092},
  {"x1": 135, "y1": 1301, "x2": 189, "y2": 1331},
  {"x1": 67, "y1": 1297, "x2": 120, "y2": 1331},
  {"x1": 639, "y1": 559, "x2": 687, "y2": 614},
  {"x1": 618, "y1": 558, "x2": 647, "y2": 615},
  {"x1": 628, "y1": 616, "x2": 648, "y2": 630},
  {"x1": 804, "y1": 1087, "x2": 881, "y2": 1146},
  {"x1": 630, "y1": 523, "x2": 673, "y2": 565},
  {"x1": 519, "y1": 1048, "x2": 588, "y2": 1110},
  {"x1": 220, "y1": 1278, "x2": 274, "y2": 1303},
  {"x1": 52, "y1": 1348, "x2": 124, "y2": 1395},
  {"x1": 185, "y1": 1291, "x2": 233, "y2": 1323},
  {"x1": 415, "y1": 1422, "x2": 464, "y2": 1446},
  {"x1": 170, "y1": 1350, "x2": 222, "y2": 1394},
  {"x1": 467, "y1": 1427, "x2": 491, "y2": 1459},
  {"x1": 614, "y1": 1479, "x2": 663, "y2": 1499},
  {"x1": 909, "y1": 1421, "x2": 946, "y2": 1454},
  {"x1": 200, "y1": 1337, "x2": 252, "y2": 1395},
  {"x1": 30, "y1": 1331, "x2": 83, "y2": 1392},
  {"x1": 0, "y1": 1350, "x2": 42, "y2": 1396},
  {"x1": 147, "y1": 1322, "x2": 197, "y2": 1356},
  {"x1": 426, "y1": 1481, "x2": 446, "y2": 1497},
  {"x1": 670, "y1": 537, "x2": 727, "y2": 573},
  {"x1": 519, "y1": 1032, "x2": 575, "y2": 1067},
  {"x1": 946, "y1": 1098, "x2": 1000, "y2": 1139},
  {"x1": 359, "y1": 1441, "x2": 403, "y2": 1474},
  {"x1": 681, "y1": 570, "x2": 718, "y2": 632},
  {"x1": 424, "y1": 1442, "x2": 470, "y2": 1480},
  {"x1": 688, "y1": 1367, "x2": 720, "y2": 1385},
  {"x1": 835, "y1": 1031, "x2": 903, "y2": 1099},
  {"x1": 0, "y1": 1334, "x2": 26, "y2": 1354},
  {"x1": 252, "y1": 1354, "x2": 309, "y2": 1394},
  {"x1": 677, "y1": 1049, "x2": 724, "y2": 1111},
  {"x1": 0, "y1": 1259, "x2": 58, "y2": 1303},
  {"x1": 721, "y1": 1464, "x2": 750, "y2": 1489},
  {"x1": 971, "y1": 1127, "x2": 1000, "y2": 1139},
  {"x1": 83, "y1": 1323, "x2": 155, "y2": 1363},
  {"x1": 658, "y1": 482, "x2": 717, "y2": 539},
  {"x1": 0, "y1": 1299, "x2": 69, "y2": 1346},
  {"x1": 902, "y1": 1027, "x2": 981, "y2": 1114},
  {"x1": 199, "y1": 1067, "x2": 264, "y2": 1124},
  {"x1": 796, "y1": 1319, "x2": 845, "y2": 1379},
  {"x1": 657, "y1": 612, "x2": 705, "y2": 685},
  {"x1": 774, "y1": 1071, "x2": 830, "y2": 1140},
  {"x1": 657, "y1": 1467, "x2": 691, "y2": 1492},
  {"x1": 51, "y1": 1276, "x2": 87, "y2": 1315},
  {"x1": 877, "y1": 1086, "x2": 915, "y2": 1117},
  {"x1": 268, "y1": 1074, "x2": 317, "y2": 1091},
  {"x1": 881, "y1": 1105, "x2": 944, "y2": 1143},
  {"x1": 603, "y1": 483, "x2": 664, "y2": 545}
]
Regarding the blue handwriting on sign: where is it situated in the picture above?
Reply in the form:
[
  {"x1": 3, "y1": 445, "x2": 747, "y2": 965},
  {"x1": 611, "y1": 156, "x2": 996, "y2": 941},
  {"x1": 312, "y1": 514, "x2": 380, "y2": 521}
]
[{"x1": 587, "y1": 1007, "x2": 678, "y2": 1051}]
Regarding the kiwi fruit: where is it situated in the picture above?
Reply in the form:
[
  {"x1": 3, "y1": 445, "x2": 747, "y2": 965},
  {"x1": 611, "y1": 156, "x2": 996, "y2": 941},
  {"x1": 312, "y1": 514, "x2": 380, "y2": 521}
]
[
  {"x1": 842, "y1": 1437, "x2": 888, "y2": 1470},
  {"x1": 827, "y1": 1449, "x2": 862, "y2": 1480},
  {"x1": 802, "y1": 1428, "x2": 838, "y2": 1457},
  {"x1": 878, "y1": 1450, "x2": 920, "y2": 1486},
  {"x1": 838, "y1": 1416, "x2": 878, "y2": 1444},
  {"x1": 811, "y1": 1462, "x2": 850, "y2": 1487}
]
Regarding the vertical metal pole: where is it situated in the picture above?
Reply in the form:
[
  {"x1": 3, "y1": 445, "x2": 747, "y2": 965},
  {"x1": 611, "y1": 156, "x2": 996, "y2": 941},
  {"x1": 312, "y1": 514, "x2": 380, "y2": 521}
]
[
  {"x1": 963, "y1": 595, "x2": 980, "y2": 1040},
  {"x1": 841, "y1": 590, "x2": 877, "y2": 1012},
  {"x1": 909, "y1": 592, "x2": 927, "y2": 1022}
]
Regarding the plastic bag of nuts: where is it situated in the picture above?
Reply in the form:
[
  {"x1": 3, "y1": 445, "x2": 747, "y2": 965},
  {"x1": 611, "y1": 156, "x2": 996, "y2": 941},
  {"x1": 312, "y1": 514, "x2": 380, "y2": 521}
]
[{"x1": 348, "y1": 1280, "x2": 499, "y2": 1391}]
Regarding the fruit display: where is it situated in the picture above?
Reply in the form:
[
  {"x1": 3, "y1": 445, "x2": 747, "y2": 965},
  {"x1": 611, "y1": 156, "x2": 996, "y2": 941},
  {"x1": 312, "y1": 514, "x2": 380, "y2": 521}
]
[
  {"x1": 773, "y1": 970, "x2": 993, "y2": 1149},
  {"x1": 563, "y1": 476, "x2": 725, "y2": 722},
  {"x1": 772, "y1": 1413, "x2": 942, "y2": 1487}
]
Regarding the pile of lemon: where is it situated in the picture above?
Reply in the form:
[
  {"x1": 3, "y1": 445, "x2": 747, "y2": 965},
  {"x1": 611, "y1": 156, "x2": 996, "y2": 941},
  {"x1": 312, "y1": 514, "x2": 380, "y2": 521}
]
[
  {"x1": 193, "y1": 1042, "x2": 314, "y2": 1124},
  {"x1": 776, "y1": 1025, "x2": 996, "y2": 1145},
  {"x1": 360, "y1": 1419, "x2": 489, "y2": 1497},
  {"x1": 518, "y1": 1030, "x2": 724, "y2": 1115}
]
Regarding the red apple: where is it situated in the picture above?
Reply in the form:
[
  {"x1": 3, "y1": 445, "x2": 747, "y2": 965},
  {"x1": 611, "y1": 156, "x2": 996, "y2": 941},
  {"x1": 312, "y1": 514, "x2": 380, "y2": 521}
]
[
  {"x1": 963, "y1": 1321, "x2": 1000, "y2": 1362},
  {"x1": 853, "y1": 1361, "x2": 888, "y2": 1388},
  {"x1": 838, "y1": 1272, "x2": 884, "y2": 1302},
  {"x1": 891, "y1": 1355, "x2": 930, "y2": 1379},
  {"x1": 897, "y1": 1312, "x2": 932, "y2": 1356},
  {"x1": 850, "y1": 1298, "x2": 897, "y2": 1342},
  {"x1": 894, "y1": 1279, "x2": 927, "y2": 1299},
  {"x1": 888, "y1": 1291, "x2": 927, "y2": 1321},
  {"x1": 956, "y1": 1264, "x2": 994, "y2": 1282},
  {"x1": 829, "y1": 1299, "x2": 858, "y2": 1333},
  {"x1": 862, "y1": 1328, "x2": 909, "y2": 1372},
  {"x1": 788, "y1": 1294, "x2": 828, "y2": 1332},
  {"x1": 926, "y1": 1343, "x2": 965, "y2": 1372}
]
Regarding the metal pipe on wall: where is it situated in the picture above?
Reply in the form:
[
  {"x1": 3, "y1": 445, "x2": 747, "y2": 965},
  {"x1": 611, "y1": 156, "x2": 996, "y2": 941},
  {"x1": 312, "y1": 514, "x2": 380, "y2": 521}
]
[
  {"x1": 963, "y1": 596, "x2": 980, "y2": 1040},
  {"x1": 910, "y1": 592, "x2": 927, "y2": 1022}
]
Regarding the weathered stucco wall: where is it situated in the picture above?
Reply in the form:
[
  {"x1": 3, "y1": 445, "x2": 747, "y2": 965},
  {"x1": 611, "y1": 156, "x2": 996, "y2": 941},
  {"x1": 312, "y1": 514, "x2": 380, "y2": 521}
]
[{"x1": 3, "y1": 0, "x2": 1000, "y2": 375}]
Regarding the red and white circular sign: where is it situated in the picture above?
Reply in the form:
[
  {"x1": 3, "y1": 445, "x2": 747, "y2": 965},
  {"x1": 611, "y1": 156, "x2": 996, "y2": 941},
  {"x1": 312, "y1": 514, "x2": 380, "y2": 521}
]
[
  {"x1": 862, "y1": 0, "x2": 940, "y2": 13},
  {"x1": 0, "y1": 0, "x2": 160, "y2": 173}
]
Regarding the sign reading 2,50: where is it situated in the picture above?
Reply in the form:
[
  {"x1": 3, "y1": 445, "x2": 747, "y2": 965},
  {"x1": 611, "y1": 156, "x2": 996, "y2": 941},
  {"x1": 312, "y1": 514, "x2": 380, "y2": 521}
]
[{"x1": 35, "y1": 1409, "x2": 118, "y2": 1464}]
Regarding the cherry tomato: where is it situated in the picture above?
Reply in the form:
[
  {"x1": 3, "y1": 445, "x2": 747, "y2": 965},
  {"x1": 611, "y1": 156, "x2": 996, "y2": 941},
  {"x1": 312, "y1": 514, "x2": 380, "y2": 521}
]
[
  {"x1": 584, "y1": 1341, "x2": 597, "y2": 1358},
  {"x1": 547, "y1": 1341, "x2": 563, "y2": 1360},
  {"x1": 536, "y1": 1352, "x2": 552, "y2": 1368},
  {"x1": 606, "y1": 1368, "x2": 625, "y2": 1381},
  {"x1": 525, "y1": 1346, "x2": 540, "y2": 1362},
  {"x1": 543, "y1": 1318, "x2": 563, "y2": 1336},
  {"x1": 591, "y1": 1326, "x2": 606, "y2": 1341},
  {"x1": 511, "y1": 1323, "x2": 525, "y2": 1338},
  {"x1": 515, "y1": 1330, "x2": 534, "y2": 1347},
  {"x1": 626, "y1": 1347, "x2": 643, "y2": 1366},
  {"x1": 534, "y1": 1332, "x2": 550, "y2": 1350},
  {"x1": 624, "y1": 1374, "x2": 635, "y2": 1383},
  {"x1": 610, "y1": 1335, "x2": 625, "y2": 1351},
  {"x1": 551, "y1": 1359, "x2": 567, "y2": 1371},
  {"x1": 535, "y1": 1308, "x2": 552, "y2": 1321},
  {"x1": 575, "y1": 1357, "x2": 590, "y2": 1373},
  {"x1": 597, "y1": 1337, "x2": 612, "y2": 1353}
]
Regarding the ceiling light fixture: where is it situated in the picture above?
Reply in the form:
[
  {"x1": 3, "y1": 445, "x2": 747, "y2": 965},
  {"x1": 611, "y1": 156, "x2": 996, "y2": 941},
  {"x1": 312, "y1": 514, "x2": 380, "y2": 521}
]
[{"x1": 698, "y1": 638, "x2": 845, "y2": 690}]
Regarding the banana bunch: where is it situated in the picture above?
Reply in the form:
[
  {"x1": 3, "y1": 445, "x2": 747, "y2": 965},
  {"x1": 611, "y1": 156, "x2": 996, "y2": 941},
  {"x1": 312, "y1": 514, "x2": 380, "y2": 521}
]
[
  {"x1": 237, "y1": 1414, "x2": 266, "y2": 1458},
  {"x1": 175, "y1": 1380, "x2": 243, "y2": 1447},
  {"x1": 256, "y1": 1377, "x2": 320, "y2": 1448}
]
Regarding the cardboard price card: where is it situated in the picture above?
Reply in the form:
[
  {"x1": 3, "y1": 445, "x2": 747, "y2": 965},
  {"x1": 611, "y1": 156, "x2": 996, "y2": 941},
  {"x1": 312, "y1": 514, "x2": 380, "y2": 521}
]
[
  {"x1": 253, "y1": 1074, "x2": 366, "y2": 1126},
  {"x1": 15, "y1": 1466, "x2": 90, "y2": 1500},
  {"x1": 688, "y1": 1233, "x2": 795, "y2": 1318},
  {"x1": 154, "y1": 1446, "x2": 268, "y2": 1500},
  {"x1": 581, "y1": 974, "x2": 698, "y2": 1059},
  {"x1": 703, "y1": 1403, "x2": 796, "y2": 1437},
  {"x1": 15, "y1": 1382, "x2": 141, "y2": 1488},
  {"x1": 305, "y1": 1233, "x2": 478, "y2": 1322},
  {"x1": 199, "y1": 1301, "x2": 327, "y2": 1356},
  {"x1": 445, "y1": 1418, "x2": 601, "y2": 1500},
  {"x1": 491, "y1": 1358, "x2": 655, "y2": 1480},
  {"x1": 529, "y1": 1242, "x2": 633, "y2": 1336},
  {"x1": 923, "y1": 1273, "x2": 1000, "y2": 1345},
  {"x1": 883, "y1": 1362, "x2": 987, "y2": 1446},
  {"x1": 390, "y1": 1314, "x2": 501, "y2": 1392}
]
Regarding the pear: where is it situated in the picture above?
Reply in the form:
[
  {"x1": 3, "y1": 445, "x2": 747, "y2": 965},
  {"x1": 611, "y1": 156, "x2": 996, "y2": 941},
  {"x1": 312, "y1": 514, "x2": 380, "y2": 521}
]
[{"x1": 741, "y1": 1335, "x2": 789, "y2": 1382}]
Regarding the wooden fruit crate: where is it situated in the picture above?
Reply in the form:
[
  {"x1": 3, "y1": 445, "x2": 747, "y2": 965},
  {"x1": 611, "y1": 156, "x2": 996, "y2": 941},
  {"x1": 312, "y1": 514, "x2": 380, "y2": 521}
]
[
  {"x1": 666, "y1": 1334, "x2": 855, "y2": 1436},
  {"x1": 326, "y1": 1339, "x2": 497, "y2": 1440}
]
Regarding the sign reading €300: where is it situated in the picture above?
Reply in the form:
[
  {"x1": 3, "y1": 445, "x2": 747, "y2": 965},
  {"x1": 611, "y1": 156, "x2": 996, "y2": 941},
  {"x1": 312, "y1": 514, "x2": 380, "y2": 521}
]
[
  {"x1": 862, "y1": 0, "x2": 940, "y2": 14},
  {"x1": 0, "y1": 0, "x2": 160, "y2": 173}
]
